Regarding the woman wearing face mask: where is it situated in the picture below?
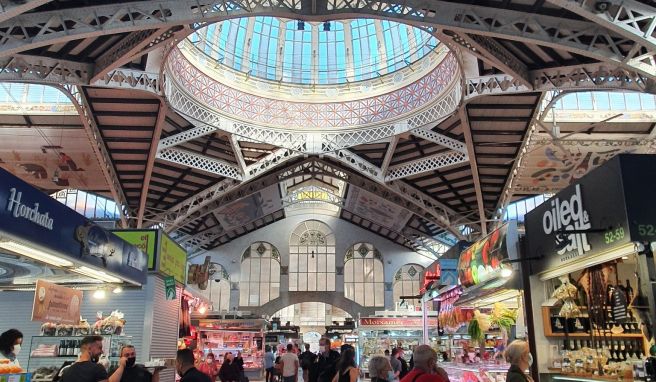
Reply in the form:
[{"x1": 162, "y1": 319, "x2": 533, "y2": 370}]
[
  {"x1": 368, "y1": 355, "x2": 393, "y2": 382},
  {"x1": 504, "y1": 340, "x2": 534, "y2": 382},
  {"x1": 0, "y1": 329, "x2": 23, "y2": 368},
  {"x1": 199, "y1": 353, "x2": 220, "y2": 381}
]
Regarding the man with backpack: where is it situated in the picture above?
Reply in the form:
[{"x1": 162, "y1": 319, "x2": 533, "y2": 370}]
[{"x1": 299, "y1": 344, "x2": 316, "y2": 382}]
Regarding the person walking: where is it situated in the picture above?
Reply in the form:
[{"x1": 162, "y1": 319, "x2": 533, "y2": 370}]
[
  {"x1": 265, "y1": 346, "x2": 276, "y2": 382},
  {"x1": 176, "y1": 349, "x2": 211, "y2": 382},
  {"x1": 368, "y1": 355, "x2": 394, "y2": 382},
  {"x1": 399, "y1": 345, "x2": 447, "y2": 382},
  {"x1": 389, "y1": 349, "x2": 401, "y2": 381},
  {"x1": 198, "y1": 353, "x2": 220, "y2": 381},
  {"x1": 219, "y1": 353, "x2": 241, "y2": 382},
  {"x1": 504, "y1": 340, "x2": 534, "y2": 382},
  {"x1": 61, "y1": 335, "x2": 126, "y2": 382},
  {"x1": 299, "y1": 344, "x2": 316, "y2": 382},
  {"x1": 398, "y1": 349, "x2": 409, "y2": 379},
  {"x1": 331, "y1": 348, "x2": 358, "y2": 382},
  {"x1": 280, "y1": 344, "x2": 299, "y2": 382},
  {"x1": 0, "y1": 329, "x2": 23, "y2": 368}
]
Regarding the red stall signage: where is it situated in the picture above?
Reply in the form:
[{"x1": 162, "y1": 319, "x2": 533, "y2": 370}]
[
  {"x1": 360, "y1": 317, "x2": 438, "y2": 328},
  {"x1": 420, "y1": 261, "x2": 441, "y2": 293}
]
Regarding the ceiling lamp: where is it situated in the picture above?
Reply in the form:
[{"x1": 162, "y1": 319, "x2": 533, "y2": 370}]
[
  {"x1": 297, "y1": 20, "x2": 305, "y2": 31},
  {"x1": 112, "y1": 286, "x2": 123, "y2": 294},
  {"x1": 73, "y1": 266, "x2": 122, "y2": 283},
  {"x1": 93, "y1": 289, "x2": 107, "y2": 299},
  {"x1": 0, "y1": 239, "x2": 73, "y2": 268}
]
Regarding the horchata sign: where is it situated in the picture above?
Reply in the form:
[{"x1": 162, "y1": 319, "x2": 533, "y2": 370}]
[{"x1": 7, "y1": 187, "x2": 54, "y2": 230}]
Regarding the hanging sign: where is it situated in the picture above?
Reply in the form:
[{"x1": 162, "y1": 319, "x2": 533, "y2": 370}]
[
  {"x1": 457, "y1": 221, "x2": 518, "y2": 288},
  {"x1": 438, "y1": 259, "x2": 459, "y2": 286},
  {"x1": 164, "y1": 275, "x2": 177, "y2": 300},
  {"x1": 525, "y1": 155, "x2": 641, "y2": 275},
  {"x1": 359, "y1": 317, "x2": 438, "y2": 328},
  {"x1": 0, "y1": 168, "x2": 148, "y2": 285},
  {"x1": 32, "y1": 279, "x2": 83, "y2": 325},
  {"x1": 113, "y1": 230, "x2": 158, "y2": 270},
  {"x1": 160, "y1": 234, "x2": 187, "y2": 283}
]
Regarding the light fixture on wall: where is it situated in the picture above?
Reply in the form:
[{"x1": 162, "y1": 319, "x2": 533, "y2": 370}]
[{"x1": 311, "y1": 250, "x2": 315, "y2": 259}]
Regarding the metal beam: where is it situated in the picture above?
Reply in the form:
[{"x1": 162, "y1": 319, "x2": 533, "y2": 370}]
[
  {"x1": 385, "y1": 151, "x2": 469, "y2": 182},
  {"x1": 380, "y1": 135, "x2": 399, "y2": 175},
  {"x1": 0, "y1": 54, "x2": 92, "y2": 84},
  {"x1": 92, "y1": 27, "x2": 177, "y2": 83},
  {"x1": 1, "y1": 1, "x2": 653, "y2": 79},
  {"x1": 156, "y1": 147, "x2": 243, "y2": 180},
  {"x1": 229, "y1": 134, "x2": 247, "y2": 174},
  {"x1": 411, "y1": 127, "x2": 468, "y2": 154},
  {"x1": 458, "y1": 107, "x2": 487, "y2": 236},
  {"x1": 448, "y1": 32, "x2": 532, "y2": 88},
  {"x1": 547, "y1": 0, "x2": 656, "y2": 74},
  {"x1": 137, "y1": 101, "x2": 167, "y2": 228},
  {"x1": 60, "y1": 85, "x2": 130, "y2": 226},
  {"x1": 0, "y1": 0, "x2": 52, "y2": 23}
]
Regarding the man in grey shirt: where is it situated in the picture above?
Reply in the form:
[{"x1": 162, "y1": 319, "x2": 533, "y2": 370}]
[{"x1": 389, "y1": 348, "x2": 402, "y2": 380}]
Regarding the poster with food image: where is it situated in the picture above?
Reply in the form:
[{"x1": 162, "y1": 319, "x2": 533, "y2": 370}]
[
  {"x1": 32, "y1": 279, "x2": 83, "y2": 325},
  {"x1": 457, "y1": 222, "x2": 517, "y2": 288}
]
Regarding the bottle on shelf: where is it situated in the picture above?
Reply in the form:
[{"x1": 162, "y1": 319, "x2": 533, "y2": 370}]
[{"x1": 59, "y1": 340, "x2": 67, "y2": 357}]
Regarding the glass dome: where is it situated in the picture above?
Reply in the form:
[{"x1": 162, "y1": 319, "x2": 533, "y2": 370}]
[{"x1": 188, "y1": 17, "x2": 439, "y2": 85}]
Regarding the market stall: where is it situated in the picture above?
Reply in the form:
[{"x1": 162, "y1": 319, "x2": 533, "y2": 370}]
[
  {"x1": 426, "y1": 221, "x2": 525, "y2": 382},
  {"x1": 525, "y1": 155, "x2": 656, "y2": 382},
  {"x1": 0, "y1": 168, "x2": 181, "y2": 382},
  {"x1": 194, "y1": 318, "x2": 266, "y2": 379},
  {"x1": 357, "y1": 315, "x2": 439, "y2": 373}
]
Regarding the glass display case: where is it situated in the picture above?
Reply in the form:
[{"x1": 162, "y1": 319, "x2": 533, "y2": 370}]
[
  {"x1": 27, "y1": 335, "x2": 131, "y2": 378},
  {"x1": 441, "y1": 362, "x2": 509, "y2": 382}
]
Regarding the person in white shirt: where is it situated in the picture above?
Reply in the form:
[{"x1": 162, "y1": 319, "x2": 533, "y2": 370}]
[
  {"x1": 280, "y1": 344, "x2": 299, "y2": 382},
  {"x1": 0, "y1": 329, "x2": 23, "y2": 368}
]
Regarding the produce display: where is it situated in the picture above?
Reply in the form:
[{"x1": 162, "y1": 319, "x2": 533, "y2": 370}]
[
  {"x1": 457, "y1": 224, "x2": 509, "y2": 288},
  {"x1": 468, "y1": 311, "x2": 491, "y2": 343},
  {"x1": 489, "y1": 304, "x2": 517, "y2": 335},
  {"x1": 0, "y1": 360, "x2": 22, "y2": 374}
]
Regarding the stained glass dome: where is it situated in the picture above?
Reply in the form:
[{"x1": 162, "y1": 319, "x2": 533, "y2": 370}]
[{"x1": 188, "y1": 17, "x2": 439, "y2": 85}]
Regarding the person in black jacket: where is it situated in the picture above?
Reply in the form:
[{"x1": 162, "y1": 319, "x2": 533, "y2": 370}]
[
  {"x1": 219, "y1": 353, "x2": 241, "y2": 382},
  {"x1": 309, "y1": 338, "x2": 340, "y2": 382},
  {"x1": 235, "y1": 351, "x2": 245, "y2": 380},
  {"x1": 504, "y1": 341, "x2": 533, "y2": 382},
  {"x1": 299, "y1": 344, "x2": 316, "y2": 382}
]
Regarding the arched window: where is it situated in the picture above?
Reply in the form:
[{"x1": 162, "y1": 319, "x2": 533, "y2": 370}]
[
  {"x1": 393, "y1": 264, "x2": 424, "y2": 308},
  {"x1": 289, "y1": 220, "x2": 335, "y2": 291},
  {"x1": 344, "y1": 243, "x2": 384, "y2": 307},
  {"x1": 197, "y1": 263, "x2": 231, "y2": 312},
  {"x1": 239, "y1": 242, "x2": 281, "y2": 306}
]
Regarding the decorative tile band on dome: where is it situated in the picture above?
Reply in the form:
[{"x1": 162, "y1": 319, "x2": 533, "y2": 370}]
[{"x1": 166, "y1": 47, "x2": 459, "y2": 130}]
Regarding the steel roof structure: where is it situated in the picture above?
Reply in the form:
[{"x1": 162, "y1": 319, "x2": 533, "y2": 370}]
[{"x1": 1, "y1": 0, "x2": 655, "y2": 258}]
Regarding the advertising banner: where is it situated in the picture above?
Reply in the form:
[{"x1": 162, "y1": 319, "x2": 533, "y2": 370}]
[
  {"x1": 457, "y1": 221, "x2": 518, "y2": 288},
  {"x1": 0, "y1": 168, "x2": 147, "y2": 285},
  {"x1": 112, "y1": 230, "x2": 158, "y2": 270},
  {"x1": 160, "y1": 233, "x2": 187, "y2": 283},
  {"x1": 32, "y1": 279, "x2": 83, "y2": 324}
]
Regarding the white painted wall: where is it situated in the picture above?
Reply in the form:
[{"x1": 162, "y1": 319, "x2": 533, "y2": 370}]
[{"x1": 194, "y1": 214, "x2": 436, "y2": 312}]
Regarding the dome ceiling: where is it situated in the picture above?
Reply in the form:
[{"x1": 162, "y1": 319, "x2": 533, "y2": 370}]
[{"x1": 188, "y1": 17, "x2": 440, "y2": 86}]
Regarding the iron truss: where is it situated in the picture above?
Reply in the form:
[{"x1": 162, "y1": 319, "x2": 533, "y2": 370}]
[{"x1": 0, "y1": 0, "x2": 655, "y2": 82}]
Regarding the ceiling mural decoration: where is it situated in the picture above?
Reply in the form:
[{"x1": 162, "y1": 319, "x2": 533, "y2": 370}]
[
  {"x1": 214, "y1": 184, "x2": 282, "y2": 231},
  {"x1": 344, "y1": 186, "x2": 412, "y2": 232},
  {"x1": 513, "y1": 136, "x2": 656, "y2": 194},
  {"x1": 0, "y1": 127, "x2": 107, "y2": 192}
]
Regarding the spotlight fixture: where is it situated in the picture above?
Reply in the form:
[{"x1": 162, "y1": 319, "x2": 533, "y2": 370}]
[
  {"x1": 323, "y1": 21, "x2": 331, "y2": 31},
  {"x1": 501, "y1": 267, "x2": 513, "y2": 278},
  {"x1": 93, "y1": 289, "x2": 106, "y2": 299},
  {"x1": 112, "y1": 286, "x2": 123, "y2": 294},
  {"x1": 594, "y1": 1, "x2": 610, "y2": 13},
  {"x1": 297, "y1": 20, "x2": 305, "y2": 31}
]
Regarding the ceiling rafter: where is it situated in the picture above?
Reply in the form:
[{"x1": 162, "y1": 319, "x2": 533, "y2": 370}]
[{"x1": 137, "y1": 101, "x2": 167, "y2": 227}]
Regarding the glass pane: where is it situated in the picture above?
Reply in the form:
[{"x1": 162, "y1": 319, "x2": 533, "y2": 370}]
[
  {"x1": 271, "y1": 263, "x2": 280, "y2": 282},
  {"x1": 241, "y1": 259, "x2": 251, "y2": 281},
  {"x1": 299, "y1": 255, "x2": 308, "y2": 272},
  {"x1": 364, "y1": 258, "x2": 374, "y2": 282},
  {"x1": 364, "y1": 283, "x2": 374, "y2": 306},
  {"x1": 240, "y1": 283, "x2": 248, "y2": 306},
  {"x1": 317, "y1": 273, "x2": 326, "y2": 291},
  {"x1": 308, "y1": 272, "x2": 317, "y2": 291},
  {"x1": 271, "y1": 284, "x2": 280, "y2": 299},
  {"x1": 260, "y1": 283, "x2": 270, "y2": 304},
  {"x1": 251, "y1": 259, "x2": 261, "y2": 280},
  {"x1": 345, "y1": 283, "x2": 354, "y2": 300},
  {"x1": 344, "y1": 262, "x2": 353, "y2": 282},
  {"x1": 318, "y1": 254, "x2": 326, "y2": 272},
  {"x1": 290, "y1": 254, "x2": 298, "y2": 272},
  {"x1": 261, "y1": 259, "x2": 271, "y2": 281},
  {"x1": 374, "y1": 260, "x2": 383, "y2": 282},
  {"x1": 299, "y1": 273, "x2": 307, "y2": 290},
  {"x1": 355, "y1": 286, "x2": 364, "y2": 305},
  {"x1": 327, "y1": 254, "x2": 335, "y2": 270},
  {"x1": 309, "y1": 255, "x2": 317, "y2": 272},
  {"x1": 327, "y1": 273, "x2": 335, "y2": 291},
  {"x1": 289, "y1": 273, "x2": 298, "y2": 291}
]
